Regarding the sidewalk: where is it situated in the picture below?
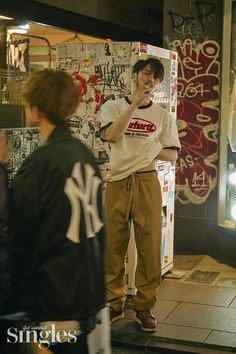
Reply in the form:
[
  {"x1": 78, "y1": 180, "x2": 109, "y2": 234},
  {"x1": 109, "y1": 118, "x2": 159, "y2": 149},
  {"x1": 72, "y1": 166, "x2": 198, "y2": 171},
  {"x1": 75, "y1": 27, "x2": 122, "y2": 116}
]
[{"x1": 111, "y1": 255, "x2": 236, "y2": 353}]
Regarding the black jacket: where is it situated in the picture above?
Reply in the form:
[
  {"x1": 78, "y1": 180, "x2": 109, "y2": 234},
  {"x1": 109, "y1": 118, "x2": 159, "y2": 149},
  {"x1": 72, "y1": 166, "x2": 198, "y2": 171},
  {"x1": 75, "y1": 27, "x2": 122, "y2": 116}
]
[
  {"x1": 0, "y1": 164, "x2": 9, "y2": 313},
  {"x1": 7, "y1": 123, "x2": 105, "y2": 321}
]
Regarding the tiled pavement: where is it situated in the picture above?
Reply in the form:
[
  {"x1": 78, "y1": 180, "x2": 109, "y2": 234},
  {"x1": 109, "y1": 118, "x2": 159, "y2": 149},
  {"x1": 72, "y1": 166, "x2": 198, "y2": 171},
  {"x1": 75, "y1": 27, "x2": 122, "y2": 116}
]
[{"x1": 111, "y1": 255, "x2": 236, "y2": 353}]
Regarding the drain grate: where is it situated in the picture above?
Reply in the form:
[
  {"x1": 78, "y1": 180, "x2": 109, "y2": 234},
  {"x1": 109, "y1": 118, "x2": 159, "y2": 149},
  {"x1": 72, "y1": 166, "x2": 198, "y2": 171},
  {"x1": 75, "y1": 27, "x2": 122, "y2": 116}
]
[{"x1": 185, "y1": 270, "x2": 220, "y2": 284}]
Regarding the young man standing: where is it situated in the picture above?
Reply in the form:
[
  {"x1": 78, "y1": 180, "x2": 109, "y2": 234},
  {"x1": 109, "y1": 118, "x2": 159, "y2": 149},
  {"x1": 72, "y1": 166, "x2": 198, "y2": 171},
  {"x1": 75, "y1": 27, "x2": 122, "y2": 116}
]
[{"x1": 100, "y1": 58, "x2": 180, "y2": 332}]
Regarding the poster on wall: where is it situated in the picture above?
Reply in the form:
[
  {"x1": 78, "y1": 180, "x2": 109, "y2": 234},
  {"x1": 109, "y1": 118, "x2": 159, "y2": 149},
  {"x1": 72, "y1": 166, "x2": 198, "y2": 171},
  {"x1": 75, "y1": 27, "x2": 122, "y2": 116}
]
[
  {"x1": 7, "y1": 39, "x2": 30, "y2": 72},
  {"x1": 1, "y1": 128, "x2": 41, "y2": 184}
]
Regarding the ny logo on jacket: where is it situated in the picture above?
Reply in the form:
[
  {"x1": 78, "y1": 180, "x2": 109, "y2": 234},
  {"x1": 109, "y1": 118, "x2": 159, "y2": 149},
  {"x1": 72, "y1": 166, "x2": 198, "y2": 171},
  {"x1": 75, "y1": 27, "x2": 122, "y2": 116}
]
[{"x1": 64, "y1": 162, "x2": 103, "y2": 243}]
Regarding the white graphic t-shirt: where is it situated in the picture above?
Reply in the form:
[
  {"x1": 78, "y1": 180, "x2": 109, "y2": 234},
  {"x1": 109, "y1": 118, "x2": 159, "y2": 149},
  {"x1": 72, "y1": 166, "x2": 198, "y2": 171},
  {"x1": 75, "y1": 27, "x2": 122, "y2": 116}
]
[{"x1": 100, "y1": 97, "x2": 181, "y2": 181}]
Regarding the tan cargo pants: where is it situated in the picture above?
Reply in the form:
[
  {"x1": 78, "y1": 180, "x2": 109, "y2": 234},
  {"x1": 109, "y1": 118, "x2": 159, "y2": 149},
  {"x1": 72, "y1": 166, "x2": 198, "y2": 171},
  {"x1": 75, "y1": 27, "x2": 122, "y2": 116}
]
[{"x1": 105, "y1": 171, "x2": 162, "y2": 311}]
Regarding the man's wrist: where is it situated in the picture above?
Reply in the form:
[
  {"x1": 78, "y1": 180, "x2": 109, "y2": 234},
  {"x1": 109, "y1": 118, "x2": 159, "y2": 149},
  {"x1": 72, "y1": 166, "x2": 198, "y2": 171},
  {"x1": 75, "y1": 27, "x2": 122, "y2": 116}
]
[{"x1": 129, "y1": 102, "x2": 139, "y2": 112}]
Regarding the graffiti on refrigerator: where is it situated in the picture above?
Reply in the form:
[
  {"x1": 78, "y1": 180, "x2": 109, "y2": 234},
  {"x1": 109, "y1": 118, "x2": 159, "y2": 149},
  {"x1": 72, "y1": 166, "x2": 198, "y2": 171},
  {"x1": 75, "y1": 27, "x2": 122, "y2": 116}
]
[
  {"x1": 56, "y1": 42, "x2": 135, "y2": 180},
  {"x1": 174, "y1": 39, "x2": 220, "y2": 204},
  {"x1": 94, "y1": 63, "x2": 129, "y2": 93}
]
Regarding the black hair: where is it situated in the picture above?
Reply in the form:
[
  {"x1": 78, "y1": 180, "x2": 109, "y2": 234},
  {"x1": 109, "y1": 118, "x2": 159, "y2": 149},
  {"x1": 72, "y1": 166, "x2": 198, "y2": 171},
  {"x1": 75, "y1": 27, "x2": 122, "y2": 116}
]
[{"x1": 133, "y1": 58, "x2": 164, "y2": 82}]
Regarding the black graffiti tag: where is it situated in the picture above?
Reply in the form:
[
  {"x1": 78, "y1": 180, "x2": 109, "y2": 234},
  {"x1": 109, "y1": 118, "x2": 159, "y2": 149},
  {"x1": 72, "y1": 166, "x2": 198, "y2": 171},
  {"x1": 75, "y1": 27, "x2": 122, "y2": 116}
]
[{"x1": 168, "y1": 1, "x2": 215, "y2": 36}]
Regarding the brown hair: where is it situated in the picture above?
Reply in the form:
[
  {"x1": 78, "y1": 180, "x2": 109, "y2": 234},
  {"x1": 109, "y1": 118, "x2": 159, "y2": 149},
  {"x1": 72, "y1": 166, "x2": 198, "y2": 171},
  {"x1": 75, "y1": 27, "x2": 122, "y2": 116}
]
[{"x1": 22, "y1": 69, "x2": 80, "y2": 124}]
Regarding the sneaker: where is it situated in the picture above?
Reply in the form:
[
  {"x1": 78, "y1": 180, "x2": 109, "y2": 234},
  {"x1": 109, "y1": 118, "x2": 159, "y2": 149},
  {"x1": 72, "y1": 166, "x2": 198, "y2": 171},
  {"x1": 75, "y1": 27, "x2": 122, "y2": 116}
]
[
  {"x1": 135, "y1": 310, "x2": 157, "y2": 332},
  {"x1": 110, "y1": 308, "x2": 124, "y2": 324}
]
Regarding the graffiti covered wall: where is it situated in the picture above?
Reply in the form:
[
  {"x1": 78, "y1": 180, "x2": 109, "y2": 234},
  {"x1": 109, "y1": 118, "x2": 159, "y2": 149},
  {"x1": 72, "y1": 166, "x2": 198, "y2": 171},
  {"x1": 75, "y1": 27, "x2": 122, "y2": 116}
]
[
  {"x1": 174, "y1": 39, "x2": 220, "y2": 204},
  {"x1": 163, "y1": 0, "x2": 223, "y2": 252}
]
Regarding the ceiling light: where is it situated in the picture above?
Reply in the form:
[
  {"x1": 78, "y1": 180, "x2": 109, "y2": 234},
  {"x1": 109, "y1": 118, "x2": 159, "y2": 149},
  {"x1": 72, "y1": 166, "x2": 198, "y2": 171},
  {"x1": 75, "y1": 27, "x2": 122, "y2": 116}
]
[
  {"x1": 7, "y1": 27, "x2": 28, "y2": 34},
  {"x1": 19, "y1": 23, "x2": 30, "y2": 30},
  {"x1": 0, "y1": 15, "x2": 13, "y2": 20}
]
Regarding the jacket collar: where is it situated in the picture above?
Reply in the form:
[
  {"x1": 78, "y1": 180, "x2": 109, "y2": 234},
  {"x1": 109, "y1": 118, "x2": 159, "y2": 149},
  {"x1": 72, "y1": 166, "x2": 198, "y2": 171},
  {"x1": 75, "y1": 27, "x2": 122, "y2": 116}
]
[{"x1": 46, "y1": 122, "x2": 71, "y2": 143}]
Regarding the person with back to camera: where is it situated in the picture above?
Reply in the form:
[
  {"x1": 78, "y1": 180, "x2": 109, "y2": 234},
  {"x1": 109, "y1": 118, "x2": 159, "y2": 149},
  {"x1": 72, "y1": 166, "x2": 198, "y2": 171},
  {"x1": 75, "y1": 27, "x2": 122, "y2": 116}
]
[
  {"x1": 0, "y1": 134, "x2": 9, "y2": 316},
  {"x1": 100, "y1": 58, "x2": 181, "y2": 332},
  {"x1": 0, "y1": 70, "x2": 111, "y2": 354}
]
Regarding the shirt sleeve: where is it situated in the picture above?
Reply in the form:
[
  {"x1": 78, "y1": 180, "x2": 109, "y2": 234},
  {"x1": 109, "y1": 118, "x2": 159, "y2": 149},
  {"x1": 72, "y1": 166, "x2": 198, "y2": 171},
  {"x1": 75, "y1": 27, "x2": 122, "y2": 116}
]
[
  {"x1": 99, "y1": 100, "x2": 119, "y2": 142},
  {"x1": 159, "y1": 112, "x2": 181, "y2": 150}
]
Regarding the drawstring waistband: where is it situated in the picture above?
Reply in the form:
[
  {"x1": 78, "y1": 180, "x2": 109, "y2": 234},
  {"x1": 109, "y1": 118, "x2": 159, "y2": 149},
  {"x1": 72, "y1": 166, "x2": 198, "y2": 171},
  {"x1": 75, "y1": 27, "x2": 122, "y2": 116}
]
[
  {"x1": 134, "y1": 169, "x2": 157, "y2": 175},
  {"x1": 126, "y1": 170, "x2": 156, "y2": 190},
  {"x1": 126, "y1": 176, "x2": 131, "y2": 190},
  {"x1": 124, "y1": 170, "x2": 157, "y2": 220}
]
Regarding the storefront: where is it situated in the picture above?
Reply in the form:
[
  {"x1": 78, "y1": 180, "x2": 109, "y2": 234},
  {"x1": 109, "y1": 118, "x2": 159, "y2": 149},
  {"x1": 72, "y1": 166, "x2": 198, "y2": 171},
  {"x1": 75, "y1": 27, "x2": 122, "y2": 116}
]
[
  {"x1": 1, "y1": 1, "x2": 236, "y2": 353},
  {"x1": 0, "y1": 0, "x2": 235, "y2": 260},
  {"x1": 0, "y1": 0, "x2": 180, "y2": 281},
  {"x1": 0, "y1": 0, "x2": 164, "y2": 128},
  {"x1": 216, "y1": 0, "x2": 236, "y2": 261}
]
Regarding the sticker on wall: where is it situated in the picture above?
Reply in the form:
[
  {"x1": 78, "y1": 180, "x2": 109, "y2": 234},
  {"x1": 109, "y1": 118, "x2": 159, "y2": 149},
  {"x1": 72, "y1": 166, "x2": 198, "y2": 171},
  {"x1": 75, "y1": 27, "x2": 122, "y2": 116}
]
[
  {"x1": 162, "y1": 206, "x2": 167, "y2": 228},
  {"x1": 161, "y1": 233, "x2": 166, "y2": 266},
  {"x1": 163, "y1": 185, "x2": 168, "y2": 193},
  {"x1": 140, "y1": 43, "x2": 147, "y2": 53}
]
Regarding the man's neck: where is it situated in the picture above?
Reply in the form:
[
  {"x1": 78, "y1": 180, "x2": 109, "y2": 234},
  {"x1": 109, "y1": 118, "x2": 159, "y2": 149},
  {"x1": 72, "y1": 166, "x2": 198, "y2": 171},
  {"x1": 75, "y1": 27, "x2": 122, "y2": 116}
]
[{"x1": 39, "y1": 118, "x2": 56, "y2": 140}]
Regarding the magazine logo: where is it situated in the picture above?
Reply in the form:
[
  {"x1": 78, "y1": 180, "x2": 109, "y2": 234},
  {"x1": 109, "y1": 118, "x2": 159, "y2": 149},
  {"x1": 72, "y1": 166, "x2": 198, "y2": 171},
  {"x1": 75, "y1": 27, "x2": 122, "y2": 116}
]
[
  {"x1": 7, "y1": 324, "x2": 77, "y2": 349},
  {"x1": 127, "y1": 118, "x2": 156, "y2": 133}
]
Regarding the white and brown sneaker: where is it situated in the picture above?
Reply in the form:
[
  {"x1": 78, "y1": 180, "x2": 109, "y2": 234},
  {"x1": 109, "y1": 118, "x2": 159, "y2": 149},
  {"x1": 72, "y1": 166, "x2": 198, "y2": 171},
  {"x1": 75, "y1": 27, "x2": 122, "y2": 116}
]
[{"x1": 135, "y1": 309, "x2": 157, "y2": 332}]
